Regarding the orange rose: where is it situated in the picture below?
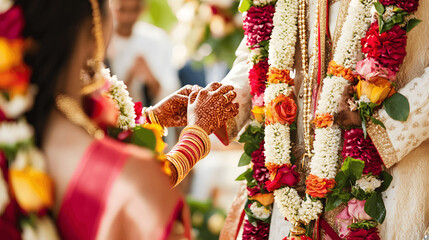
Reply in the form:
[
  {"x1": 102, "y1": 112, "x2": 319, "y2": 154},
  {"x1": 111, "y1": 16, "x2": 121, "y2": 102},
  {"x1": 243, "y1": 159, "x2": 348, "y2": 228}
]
[
  {"x1": 305, "y1": 174, "x2": 336, "y2": 198},
  {"x1": 265, "y1": 94, "x2": 297, "y2": 125},
  {"x1": 327, "y1": 60, "x2": 355, "y2": 82},
  {"x1": 251, "y1": 106, "x2": 265, "y2": 123},
  {"x1": 313, "y1": 113, "x2": 334, "y2": 128},
  {"x1": 356, "y1": 77, "x2": 395, "y2": 105},
  {"x1": 9, "y1": 167, "x2": 54, "y2": 212},
  {"x1": 249, "y1": 193, "x2": 274, "y2": 206},
  {"x1": 267, "y1": 67, "x2": 294, "y2": 85}
]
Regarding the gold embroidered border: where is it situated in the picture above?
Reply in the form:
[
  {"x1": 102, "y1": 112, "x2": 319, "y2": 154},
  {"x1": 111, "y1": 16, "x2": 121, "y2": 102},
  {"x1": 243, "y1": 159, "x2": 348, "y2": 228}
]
[
  {"x1": 219, "y1": 182, "x2": 247, "y2": 240},
  {"x1": 367, "y1": 118, "x2": 398, "y2": 168}
]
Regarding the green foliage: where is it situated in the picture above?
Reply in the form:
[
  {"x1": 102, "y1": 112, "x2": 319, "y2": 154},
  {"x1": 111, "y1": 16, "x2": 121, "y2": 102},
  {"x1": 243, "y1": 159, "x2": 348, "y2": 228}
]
[
  {"x1": 326, "y1": 157, "x2": 365, "y2": 211},
  {"x1": 364, "y1": 192, "x2": 386, "y2": 223},
  {"x1": 141, "y1": 0, "x2": 177, "y2": 32},
  {"x1": 384, "y1": 93, "x2": 410, "y2": 121},
  {"x1": 187, "y1": 197, "x2": 226, "y2": 240},
  {"x1": 244, "y1": 200, "x2": 271, "y2": 223},
  {"x1": 348, "y1": 220, "x2": 378, "y2": 230},
  {"x1": 407, "y1": 18, "x2": 422, "y2": 32},
  {"x1": 239, "y1": 0, "x2": 253, "y2": 13},
  {"x1": 238, "y1": 153, "x2": 252, "y2": 166},
  {"x1": 377, "y1": 171, "x2": 393, "y2": 192},
  {"x1": 108, "y1": 126, "x2": 157, "y2": 151}
]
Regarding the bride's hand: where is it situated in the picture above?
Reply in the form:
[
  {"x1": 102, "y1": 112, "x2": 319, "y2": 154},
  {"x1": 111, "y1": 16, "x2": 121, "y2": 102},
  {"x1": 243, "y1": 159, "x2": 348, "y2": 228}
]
[
  {"x1": 187, "y1": 82, "x2": 239, "y2": 135},
  {"x1": 152, "y1": 85, "x2": 202, "y2": 128}
]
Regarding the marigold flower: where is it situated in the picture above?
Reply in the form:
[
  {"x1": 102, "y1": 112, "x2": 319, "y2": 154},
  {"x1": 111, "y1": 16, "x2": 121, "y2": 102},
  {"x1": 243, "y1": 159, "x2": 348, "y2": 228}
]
[
  {"x1": 305, "y1": 174, "x2": 336, "y2": 198},
  {"x1": 313, "y1": 113, "x2": 334, "y2": 128},
  {"x1": 251, "y1": 106, "x2": 265, "y2": 123},
  {"x1": 267, "y1": 67, "x2": 294, "y2": 85},
  {"x1": 327, "y1": 61, "x2": 355, "y2": 82},
  {"x1": 249, "y1": 193, "x2": 274, "y2": 206}
]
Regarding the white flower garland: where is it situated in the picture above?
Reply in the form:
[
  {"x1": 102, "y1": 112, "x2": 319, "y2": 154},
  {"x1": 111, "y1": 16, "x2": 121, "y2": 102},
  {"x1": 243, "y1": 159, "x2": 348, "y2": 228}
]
[
  {"x1": 274, "y1": 187, "x2": 301, "y2": 223},
  {"x1": 311, "y1": 0, "x2": 375, "y2": 184},
  {"x1": 268, "y1": 0, "x2": 299, "y2": 70},
  {"x1": 0, "y1": 120, "x2": 33, "y2": 146},
  {"x1": 298, "y1": 198, "x2": 324, "y2": 224},
  {"x1": 265, "y1": 123, "x2": 291, "y2": 166},
  {"x1": 102, "y1": 68, "x2": 136, "y2": 130},
  {"x1": 253, "y1": 0, "x2": 277, "y2": 7},
  {"x1": 264, "y1": 83, "x2": 294, "y2": 103},
  {"x1": 310, "y1": 127, "x2": 342, "y2": 179},
  {"x1": 333, "y1": 0, "x2": 376, "y2": 69}
]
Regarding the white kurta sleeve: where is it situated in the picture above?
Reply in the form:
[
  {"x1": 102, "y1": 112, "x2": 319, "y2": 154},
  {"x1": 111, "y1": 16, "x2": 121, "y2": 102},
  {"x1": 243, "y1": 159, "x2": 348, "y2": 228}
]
[
  {"x1": 221, "y1": 38, "x2": 252, "y2": 141},
  {"x1": 368, "y1": 67, "x2": 429, "y2": 168}
]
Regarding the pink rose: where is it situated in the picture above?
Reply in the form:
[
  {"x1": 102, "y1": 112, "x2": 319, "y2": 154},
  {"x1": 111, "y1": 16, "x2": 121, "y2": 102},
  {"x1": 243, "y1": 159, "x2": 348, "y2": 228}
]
[
  {"x1": 348, "y1": 199, "x2": 372, "y2": 221},
  {"x1": 356, "y1": 58, "x2": 396, "y2": 81},
  {"x1": 252, "y1": 93, "x2": 265, "y2": 107},
  {"x1": 336, "y1": 199, "x2": 372, "y2": 238}
]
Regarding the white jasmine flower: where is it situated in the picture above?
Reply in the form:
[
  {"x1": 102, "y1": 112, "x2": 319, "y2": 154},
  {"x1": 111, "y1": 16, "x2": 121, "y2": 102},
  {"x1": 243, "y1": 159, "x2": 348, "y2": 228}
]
[
  {"x1": 265, "y1": 123, "x2": 291, "y2": 165},
  {"x1": 0, "y1": 171, "x2": 9, "y2": 215},
  {"x1": 264, "y1": 83, "x2": 294, "y2": 103},
  {"x1": 0, "y1": 87, "x2": 35, "y2": 119},
  {"x1": 268, "y1": 0, "x2": 299, "y2": 70},
  {"x1": 358, "y1": 95, "x2": 371, "y2": 105},
  {"x1": 253, "y1": 0, "x2": 276, "y2": 7},
  {"x1": 356, "y1": 175, "x2": 383, "y2": 193},
  {"x1": 274, "y1": 187, "x2": 302, "y2": 224},
  {"x1": 298, "y1": 198, "x2": 323, "y2": 224},
  {"x1": 103, "y1": 68, "x2": 136, "y2": 130},
  {"x1": 316, "y1": 76, "x2": 349, "y2": 115},
  {"x1": 0, "y1": 120, "x2": 33, "y2": 146},
  {"x1": 310, "y1": 127, "x2": 342, "y2": 179},
  {"x1": 249, "y1": 202, "x2": 272, "y2": 219},
  {"x1": 382, "y1": 6, "x2": 395, "y2": 22},
  {"x1": 11, "y1": 147, "x2": 47, "y2": 172},
  {"x1": 333, "y1": 0, "x2": 375, "y2": 69},
  {"x1": 22, "y1": 216, "x2": 60, "y2": 240}
]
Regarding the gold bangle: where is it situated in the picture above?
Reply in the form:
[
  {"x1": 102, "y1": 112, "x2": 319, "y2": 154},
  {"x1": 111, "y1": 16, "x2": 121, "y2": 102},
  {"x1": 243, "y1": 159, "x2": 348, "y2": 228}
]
[{"x1": 180, "y1": 125, "x2": 211, "y2": 158}]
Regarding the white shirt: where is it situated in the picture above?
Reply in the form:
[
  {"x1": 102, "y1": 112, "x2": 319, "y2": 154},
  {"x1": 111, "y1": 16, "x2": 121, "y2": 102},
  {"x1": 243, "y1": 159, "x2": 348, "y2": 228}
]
[{"x1": 107, "y1": 22, "x2": 180, "y2": 104}]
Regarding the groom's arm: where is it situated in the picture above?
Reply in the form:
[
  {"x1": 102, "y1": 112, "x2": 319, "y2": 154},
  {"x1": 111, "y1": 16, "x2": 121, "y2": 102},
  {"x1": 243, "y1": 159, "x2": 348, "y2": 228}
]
[
  {"x1": 368, "y1": 67, "x2": 429, "y2": 168},
  {"x1": 220, "y1": 38, "x2": 252, "y2": 142}
]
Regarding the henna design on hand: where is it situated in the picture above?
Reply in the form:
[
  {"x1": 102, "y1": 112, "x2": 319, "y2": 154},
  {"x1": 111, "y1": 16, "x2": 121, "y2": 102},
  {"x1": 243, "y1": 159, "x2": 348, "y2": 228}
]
[
  {"x1": 152, "y1": 85, "x2": 202, "y2": 128},
  {"x1": 187, "y1": 84, "x2": 239, "y2": 134}
]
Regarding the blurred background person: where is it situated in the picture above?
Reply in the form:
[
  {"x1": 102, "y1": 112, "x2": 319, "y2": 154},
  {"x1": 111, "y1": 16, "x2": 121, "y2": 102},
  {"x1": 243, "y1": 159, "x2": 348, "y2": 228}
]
[{"x1": 107, "y1": 0, "x2": 180, "y2": 107}]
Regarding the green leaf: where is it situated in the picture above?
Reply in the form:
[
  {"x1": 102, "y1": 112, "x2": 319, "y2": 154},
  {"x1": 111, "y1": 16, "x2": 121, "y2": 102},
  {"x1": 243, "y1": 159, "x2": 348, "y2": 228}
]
[
  {"x1": 238, "y1": 0, "x2": 252, "y2": 13},
  {"x1": 244, "y1": 142, "x2": 259, "y2": 156},
  {"x1": 349, "y1": 158, "x2": 365, "y2": 182},
  {"x1": 348, "y1": 220, "x2": 378, "y2": 230},
  {"x1": 365, "y1": 193, "x2": 386, "y2": 223},
  {"x1": 407, "y1": 18, "x2": 422, "y2": 32},
  {"x1": 132, "y1": 127, "x2": 156, "y2": 151},
  {"x1": 378, "y1": 171, "x2": 393, "y2": 192},
  {"x1": 325, "y1": 195, "x2": 345, "y2": 212},
  {"x1": 370, "y1": 117, "x2": 386, "y2": 129},
  {"x1": 238, "y1": 153, "x2": 252, "y2": 167},
  {"x1": 362, "y1": 117, "x2": 368, "y2": 139},
  {"x1": 383, "y1": 93, "x2": 410, "y2": 121},
  {"x1": 236, "y1": 168, "x2": 252, "y2": 181},
  {"x1": 335, "y1": 171, "x2": 348, "y2": 189},
  {"x1": 374, "y1": 2, "x2": 385, "y2": 15}
]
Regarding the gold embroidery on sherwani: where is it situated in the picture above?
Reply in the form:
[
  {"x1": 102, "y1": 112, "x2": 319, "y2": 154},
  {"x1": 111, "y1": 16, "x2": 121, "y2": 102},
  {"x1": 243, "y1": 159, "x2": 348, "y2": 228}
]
[{"x1": 367, "y1": 113, "x2": 399, "y2": 168}]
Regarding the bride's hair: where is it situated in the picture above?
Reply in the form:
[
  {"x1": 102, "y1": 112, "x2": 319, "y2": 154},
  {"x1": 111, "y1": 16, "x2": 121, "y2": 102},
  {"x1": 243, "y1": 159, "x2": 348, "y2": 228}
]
[{"x1": 20, "y1": 0, "x2": 107, "y2": 145}]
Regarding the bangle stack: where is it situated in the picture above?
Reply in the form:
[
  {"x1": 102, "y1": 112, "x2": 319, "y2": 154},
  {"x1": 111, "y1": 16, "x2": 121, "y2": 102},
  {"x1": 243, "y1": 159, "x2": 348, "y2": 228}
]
[
  {"x1": 166, "y1": 125, "x2": 211, "y2": 187},
  {"x1": 142, "y1": 107, "x2": 168, "y2": 136}
]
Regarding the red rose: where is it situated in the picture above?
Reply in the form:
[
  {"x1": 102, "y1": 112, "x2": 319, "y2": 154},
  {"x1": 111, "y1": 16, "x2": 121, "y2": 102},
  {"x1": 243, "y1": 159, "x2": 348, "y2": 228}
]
[
  {"x1": 265, "y1": 94, "x2": 297, "y2": 125},
  {"x1": 0, "y1": 6, "x2": 25, "y2": 39},
  {"x1": 249, "y1": 59, "x2": 269, "y2": 96},
  {"x1": 379, "y1": 0, "x2": 419, "y2": 12},
  {"x1": 361, "y1": 23, "x2": 407, "y2": 73},
  {"x1": 342, "y1": 129, "x2": 383, "y2": 175},
  {"x1": 347, "y1": 227, "x2": 380, "y2": 240},
  {"x1": 265, "y1": 164, "x2": 300, "y2": 192},
  {"x1": 134, "y1": 101, "x2": 144, "y2": 124}
]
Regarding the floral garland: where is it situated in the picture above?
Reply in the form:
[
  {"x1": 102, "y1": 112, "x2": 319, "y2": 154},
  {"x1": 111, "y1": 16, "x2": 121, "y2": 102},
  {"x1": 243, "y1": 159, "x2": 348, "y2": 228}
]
[
  {"x1": 236, "y1": 0, "x2": 276, "y2": 239},
  {"x1": 315, "y1": 0, "x2": 421, "y2": 239},
  {"x1": 309, "y1": 0, "x2": 376, "y2": 205},
  {"x1": 0, "y1": 3, "x2": 59, "y2": 239}
]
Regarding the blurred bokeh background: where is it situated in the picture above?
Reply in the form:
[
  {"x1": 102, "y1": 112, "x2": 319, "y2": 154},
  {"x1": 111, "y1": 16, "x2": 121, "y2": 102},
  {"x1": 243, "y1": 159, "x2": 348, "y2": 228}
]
[{"x1": 109, "y1": 0, "x2": 245, "y2": 239}]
